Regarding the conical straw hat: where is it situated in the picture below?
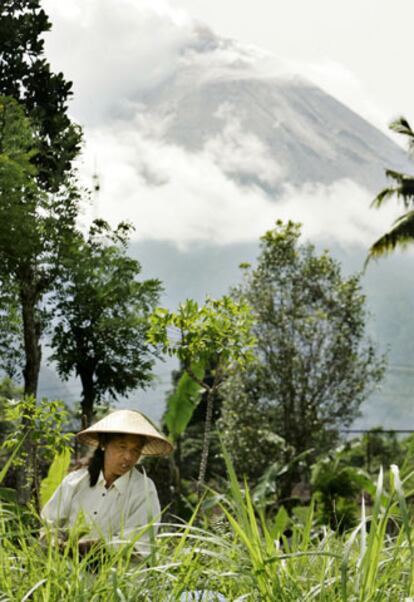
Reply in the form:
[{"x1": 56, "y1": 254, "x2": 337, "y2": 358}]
[{"x1": 76, "y1": 409, "x2": 173, "y2": 456}]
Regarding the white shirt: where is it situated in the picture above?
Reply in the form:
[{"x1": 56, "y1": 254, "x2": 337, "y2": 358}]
[{"x1": 41, "y1": 467, "x2": 161, "y2": 555}]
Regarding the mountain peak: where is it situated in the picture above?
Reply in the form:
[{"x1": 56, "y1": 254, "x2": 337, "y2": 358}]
[{"x1": 143, "y1": 61, "x2": 410, "y2": 192}]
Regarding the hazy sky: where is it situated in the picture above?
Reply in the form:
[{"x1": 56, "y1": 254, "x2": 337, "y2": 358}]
[{"x1": 41, "y1": 0, "x2": 411, "y2": 247}]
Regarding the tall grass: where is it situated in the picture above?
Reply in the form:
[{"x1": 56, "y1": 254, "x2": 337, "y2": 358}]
[{"x1": 1, "y1": 459, "x2": 414, "y2": 601}]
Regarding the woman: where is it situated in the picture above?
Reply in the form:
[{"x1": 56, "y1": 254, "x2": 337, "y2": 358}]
[{"x1": 41, "y1": 409, "x2": 172, "y2": 556}]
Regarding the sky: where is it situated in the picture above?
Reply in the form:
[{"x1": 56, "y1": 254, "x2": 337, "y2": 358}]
[{"x1": 41, "y1": 0, "x2": 413, "y2": 248}]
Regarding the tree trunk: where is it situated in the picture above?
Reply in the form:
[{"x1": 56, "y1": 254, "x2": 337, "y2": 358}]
[
  {"x1": 197, "y1": 388, "x2": 214, "y2": 497},
  {"x1": 79, "y1": 368, "x2": 96, "y2": 427},
  {"x1": 16, "y1": 279, "x2": 42, "y2": 505},
  {"x1": 21, "y1": 282, "x2": 42, "y2": 397}
]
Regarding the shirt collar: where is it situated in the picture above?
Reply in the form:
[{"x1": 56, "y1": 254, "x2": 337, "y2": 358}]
[{"x1": 97, "y1": 469, "x2": 131, "y2": 494}]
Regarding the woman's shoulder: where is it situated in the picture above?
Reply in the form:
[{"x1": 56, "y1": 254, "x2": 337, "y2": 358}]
[
  {"x1": 131, "y1": 466, "x2": 157, "y2": 490},
  {"x1": 61, "y1": 466, "x2": 89, "y2": 488}
]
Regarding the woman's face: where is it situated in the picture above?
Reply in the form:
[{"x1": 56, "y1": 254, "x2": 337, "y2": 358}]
[{"x1": 103, "y1": 434, "x2": 144, "y2": 480}]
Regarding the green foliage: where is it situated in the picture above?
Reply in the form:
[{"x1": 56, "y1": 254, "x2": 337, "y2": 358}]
[
  {"x1": 307, "y1": 430, "x2": 414, "y2": 533},
  {"x1": 311, "y1": 455, "x2": 373, "y2": 531},
  {"x1": 2, "y1": 397, "x2": 73, "y2": 466},
  {"x1": 332, "y1": 430, "x2": 409, "y2": 479},
  {"x1": 219, "y1": 369, "x2": 294, "y2": 484},
  {"x1": 0, "y1": 0, "x2": 82, "y2": 189},
  {"x1": 253, "y1": 448, "x2": 314, "y2": 512},
  {"x1": 0, "y1": 376, "x2": 23, "y2": 440},
  {"x1": 149, "y1": 295, "x2": 255, "y2": 489},
  {"x1": 223, "y1": 220, "x2": 385, "y2": 467},
  {"x1": 50, "y1": 220, "x2": 162, "y2": 423},
  {"x1": 0, "y1": 430, "x2": 28, "y2": 486},
  {"x1": 39, "y1": 448, "x2": 71, "y2": 508},
  {"x1": 0, "y1": 96, "x2": 42, "y2": 270},
  {"x1": 368, "y1": 116, "x2": 414, "y2": 260},
  {"x1": 164, "y1": 363, "x2": 205, "y2": 442},
  {"x1": 0, "y1": 0, "x2": 82, "y2": 408},
  {"x1": 0, "y1": 95, "x2": 81, "y2": 399},
  {"x1": 0, "y1": 396, "x2": 73, "y2": 508},
  {"x1": 149, "y1": 296, "x2": 255, "y2": 374},
  {"x1": 0, "y1": 289, "x2": 24, "y2": 377}
]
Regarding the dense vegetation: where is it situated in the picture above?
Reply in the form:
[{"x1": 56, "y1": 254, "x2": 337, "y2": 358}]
[{"x1": 2, "y1": 426, "x2": 414, "y2": 600}]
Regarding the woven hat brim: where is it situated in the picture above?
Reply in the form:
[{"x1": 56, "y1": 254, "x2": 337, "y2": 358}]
[
  {"x1": 76, "y1": 410, "x2": 173, "y2": 456},
  {"x1": 77, "y1": 430, "x2": 173, "y2": 456}
]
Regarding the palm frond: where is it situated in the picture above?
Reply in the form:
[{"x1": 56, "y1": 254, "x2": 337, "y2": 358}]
[
  {"x1": 390, "y1": 117, "x2": 414, "y2": 156},
  {"x1": 371, "y1": 186, "x2": 399, "y2": 208},
  {"x1": 371, "y1": 170, "x2": 414, "y2": 209},
  {"x1": 366, "y1": 210, "x2": 414, "y2": 264},
  {"x1": 367, "y1": 115, "x2": 414, "y2": 266}
]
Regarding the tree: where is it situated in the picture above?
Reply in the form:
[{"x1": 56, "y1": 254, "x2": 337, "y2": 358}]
[
  {"x1": 0, "y1": 285, "x2": 23, "y2": 379},
  {"x1": 0, "y1": 0, "x2": 81, "y2": 190},
  {"x1": 50, "y1": 220, "x2": 162, "y2": 426},
  {"x1": 0, "y1": 96, "x2": 80, "y2": 503},
  {"x1": 0, "y1": 96, "x2": 79, "y2": 397},
  {"x1": 368, "y1": 117, "x2": 414, "y2": 260},
  {"x1": 159, "y1": 363, "x2": 226, "y2": 508},
  {"x1": 218, "y1": 367, "x2": 294, "y2": 485},
  {"x1": 148, "y1": 296, "x2": 255, "y2": 493},
  {"x1": 0, "y1": 2, "x2": 80, "y2": 504},
  {"x1": 0, "y1": 0, "x2": 82, "y2": 397},
  {"x1": 0, "y1": 0, "x2": 82, "y2": 399},
  {"x1": 221, "y1": 221, "x2": 385, "y2": 473}
]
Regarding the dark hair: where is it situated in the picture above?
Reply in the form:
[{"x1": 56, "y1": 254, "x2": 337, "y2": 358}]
[
  {"x1": 88, "y1": 439, "x2": 106, "y2": 487},
  {"x1": 87, "y1": 433, "x2": 146, "y2": 487}
]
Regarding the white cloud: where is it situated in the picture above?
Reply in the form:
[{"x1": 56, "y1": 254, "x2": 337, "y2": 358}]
[
  {"x1": 276, "y1": 180, "x2": 401, "y2": 247},
  {"x1": 43, "y1": 0, "x2": 195, "y2": 124},
  {"x1": 77, "y1": 117, "x2": 401, "y2": 249},
  {"x1": 204, "y1": 104, "x2": 284, "y2": 186},
  {"x1": 42, "y1": 0, "x2": 294, "y2": 124}
]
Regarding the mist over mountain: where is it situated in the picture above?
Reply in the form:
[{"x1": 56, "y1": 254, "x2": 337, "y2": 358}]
[
  {"x1": 56, "y1": 20, "x2": 409, "y2": 248},
  {"x1": 39, "y1": 3, "x2": 414, "y2": 430}
]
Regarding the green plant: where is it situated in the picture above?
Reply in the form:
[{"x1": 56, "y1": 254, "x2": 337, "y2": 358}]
[
  {"x1": 149, "y1": 296, "x2": 255, "y2": 492},
  {"x1": 225, "y1": 220, "x2": 385, "y2": 467},
  {"x1": 39, "y1": 449, "x2": 71, "y2": 508},
  {"x1": 50, "y1": 220, "x2": 162, "y2": 425},
  {"x1": 1, "y1": 397, "x2": 73, "y2": 508},
  {"x1": 0, "y1": 456, "x2": 414, "y2": 599},
  {"x1": 367, "y1": 117, "x2": 414, "y2": 260}
]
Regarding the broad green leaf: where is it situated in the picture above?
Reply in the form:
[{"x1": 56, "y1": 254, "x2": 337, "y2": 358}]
[
  {"x1": 40, "y1": 448, "x2": 71, "y2": 508},
  {"x1": 270, "y1": 505, "x2": 290, "y2": 539},
  {"x1": 164, "y1": 363, "x2": 205, "y2": 441}
]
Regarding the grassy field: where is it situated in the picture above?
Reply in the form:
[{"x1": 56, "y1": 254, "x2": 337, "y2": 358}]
[{"x1": 1, "y1": 457, "x2": 414, "y2": 602}]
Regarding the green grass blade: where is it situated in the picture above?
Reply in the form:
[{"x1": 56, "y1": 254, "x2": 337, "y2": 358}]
[
  {"x1": 390, "y1": 464, "x2": 412, "y2": 552},
  {"x1": 0, "y1": 432, "x2": 28, "y2": 485}
]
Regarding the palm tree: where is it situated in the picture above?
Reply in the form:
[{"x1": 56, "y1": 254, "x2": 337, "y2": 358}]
[{"x1": 367, "y1": 117, "x2": 414, "y2": 261}]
